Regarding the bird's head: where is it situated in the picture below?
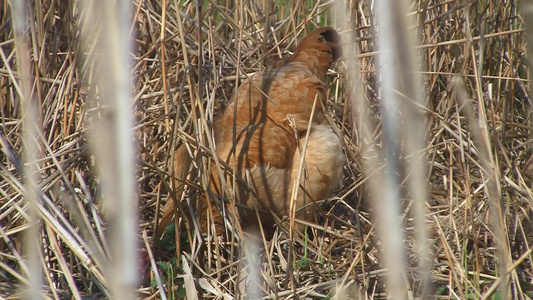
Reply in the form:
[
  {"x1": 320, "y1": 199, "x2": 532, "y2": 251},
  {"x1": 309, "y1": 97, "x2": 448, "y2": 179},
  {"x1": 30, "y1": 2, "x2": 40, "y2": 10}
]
[{"x1": 288, "y1": 27, "x2": 342, "y2": 80}]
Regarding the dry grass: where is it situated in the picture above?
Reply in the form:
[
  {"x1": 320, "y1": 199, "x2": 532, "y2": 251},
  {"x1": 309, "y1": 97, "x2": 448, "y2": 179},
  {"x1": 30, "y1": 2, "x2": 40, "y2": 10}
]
[{"x1": 1, "y1": 0, "x2": 532, "y2": 299}]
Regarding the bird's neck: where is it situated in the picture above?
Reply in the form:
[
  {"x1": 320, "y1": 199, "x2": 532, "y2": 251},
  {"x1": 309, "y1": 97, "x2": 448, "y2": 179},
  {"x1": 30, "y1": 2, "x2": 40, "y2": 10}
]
[{"x1": 288, "y1": 50, "x2": 330, "y2": 82}]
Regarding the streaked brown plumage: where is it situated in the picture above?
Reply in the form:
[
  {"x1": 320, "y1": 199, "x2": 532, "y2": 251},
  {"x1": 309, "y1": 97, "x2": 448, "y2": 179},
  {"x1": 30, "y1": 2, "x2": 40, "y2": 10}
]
[{"x1": 159, "y1": 27, "x2": 345, "y2": 239}]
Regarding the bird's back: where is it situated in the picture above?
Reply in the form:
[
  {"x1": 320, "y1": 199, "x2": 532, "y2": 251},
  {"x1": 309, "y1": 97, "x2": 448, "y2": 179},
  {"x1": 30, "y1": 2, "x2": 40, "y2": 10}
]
[{"x1": 214, "y1": 61, "x2": 327, "y2": 172}]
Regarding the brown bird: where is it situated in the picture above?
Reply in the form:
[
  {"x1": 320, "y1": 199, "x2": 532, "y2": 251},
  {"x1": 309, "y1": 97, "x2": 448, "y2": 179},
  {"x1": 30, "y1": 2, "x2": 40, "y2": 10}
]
[{"x1": 159, "y1": 27, "x2": 345, "y2": 239}]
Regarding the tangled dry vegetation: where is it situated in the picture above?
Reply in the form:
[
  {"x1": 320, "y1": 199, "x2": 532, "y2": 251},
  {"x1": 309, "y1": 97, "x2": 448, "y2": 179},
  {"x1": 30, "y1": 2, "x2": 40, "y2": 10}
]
[{"x1": 1, "y1": 0, "x2": 532, "y2": 299}]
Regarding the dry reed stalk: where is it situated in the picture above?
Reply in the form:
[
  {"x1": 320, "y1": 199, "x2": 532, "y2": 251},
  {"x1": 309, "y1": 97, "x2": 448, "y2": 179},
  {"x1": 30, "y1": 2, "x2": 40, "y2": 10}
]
[{"x1": 11, "y1": 1, "x2": 42, "y2": 298}]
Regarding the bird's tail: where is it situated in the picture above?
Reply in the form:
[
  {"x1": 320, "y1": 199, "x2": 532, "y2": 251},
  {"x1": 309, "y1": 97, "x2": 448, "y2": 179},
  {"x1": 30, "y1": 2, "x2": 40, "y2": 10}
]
[{"x1": 157, "y1": 145, "x2": 192, "y2": 237}]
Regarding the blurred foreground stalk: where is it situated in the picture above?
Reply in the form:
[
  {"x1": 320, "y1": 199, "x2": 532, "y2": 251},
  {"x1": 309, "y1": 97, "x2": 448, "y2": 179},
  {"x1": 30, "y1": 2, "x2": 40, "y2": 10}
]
[
  {"x1": 12, "y1": 1, "x2": 42, "y2": 298},
  {"x1": 81, "y1": 0, "x2": 138, "y2": 298}
]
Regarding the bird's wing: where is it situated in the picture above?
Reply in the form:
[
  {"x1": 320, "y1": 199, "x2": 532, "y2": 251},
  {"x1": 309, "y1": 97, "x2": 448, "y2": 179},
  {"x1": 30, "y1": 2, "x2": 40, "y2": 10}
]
[{"x1": 214, "y1": 62, "x2": 327, "y2": 173}]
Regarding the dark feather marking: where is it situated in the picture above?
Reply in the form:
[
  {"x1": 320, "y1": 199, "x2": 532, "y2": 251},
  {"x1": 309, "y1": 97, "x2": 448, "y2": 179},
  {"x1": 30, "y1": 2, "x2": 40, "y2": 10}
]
[
  {"x1": 319, "y1": 29, "x2": 341, "y2": 44},
  {"x1": 320, "y1": 29, "x2": 342, "y2": 60}
]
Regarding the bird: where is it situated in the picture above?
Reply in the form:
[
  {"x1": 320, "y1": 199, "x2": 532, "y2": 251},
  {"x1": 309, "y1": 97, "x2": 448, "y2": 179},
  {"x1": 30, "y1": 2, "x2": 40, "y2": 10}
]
[{"x1": 159, "y1": 27, "x2": 345, "y2": 239}]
